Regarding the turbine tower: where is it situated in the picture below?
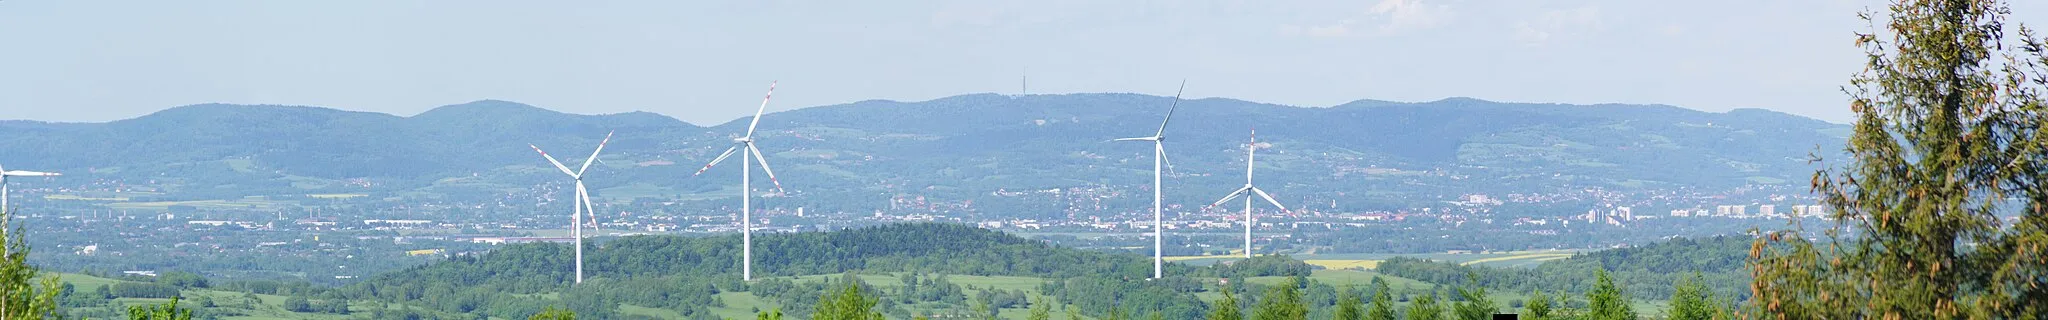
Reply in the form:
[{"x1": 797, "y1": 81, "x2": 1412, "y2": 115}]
[
  {"x1": 529, "y1": 131, "x2": 613, "y2": 284},
  {"x1": 0, "y1": 163, "x2": 62, "y2": 213},
  {"x1": 1113, "y1": 80, "x2": 1185, "y2": 279},
  {"x1": 1207, "y1": 129, "x2": 1287, "y2": 259},
  {"x1": 693, "y1": 81, "x2": 786, "y2": 281}
]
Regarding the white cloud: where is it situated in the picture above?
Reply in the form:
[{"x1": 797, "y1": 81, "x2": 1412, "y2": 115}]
[
  {"x1": 1279, "y1": 0, "x2": 1451, "y2": 38},
  {"x1": 1367, "y1": 0, "x2": 1453, "y2": 35}
]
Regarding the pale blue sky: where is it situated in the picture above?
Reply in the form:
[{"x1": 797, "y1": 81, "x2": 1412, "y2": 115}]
[{"x1": 4, "y1": 0, "x2": 2042, "y2": 125}]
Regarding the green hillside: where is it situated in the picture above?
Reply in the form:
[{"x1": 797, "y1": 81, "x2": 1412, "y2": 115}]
[{"x1": 0, "y1": 94, "x2": 1846, "y2": 214}]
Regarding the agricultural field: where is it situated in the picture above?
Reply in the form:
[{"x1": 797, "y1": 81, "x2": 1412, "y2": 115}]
[
  {"x1": 43, "y1": 194, "x2": 131, "y2": 201},
  {"x1": 1458, "y1": 252, "x2": 1575, "y2": 268},
  {"x1": 1165, "y1": 249, "x2": 1581, "y2": 270},
  {"x1": 1302, "y1": 259, "x2": 1380, "y2": 270},
  {"x1": 306, "y1": 193, "x2": 368, "y2": 199},
  {"x1": 100, "y1": 198, "x2": 295, "y2": 211}
]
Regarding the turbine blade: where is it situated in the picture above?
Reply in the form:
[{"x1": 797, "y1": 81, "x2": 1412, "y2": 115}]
[
  {"x1": 744, "y1": 81, "x2": 777, "y2": 138},
  {"x1": 693, "y1": 145, "x2": 742, "y2": 176},
  {"x1": 1157, "y1": 143, "x2": 1177, "y2": 177},
  {"x1": 579, "y1": 182, "x2": 600, "y2": 233},
  {"x1": 0, "y1": 171, "x2": 60, "y2": 177},
  {"x1": 1252, "y1": 188, "x2": 1288, "y2": 212},
  {"x1": 1246, "y1": 129, "x2": 1257, "y2": 184},
  {"x1": 530, "y1": 145, "x2": 579, "y2": 177},
  {"x1": 1155, "y1": 80, "x2": 1185, "y2": 137},
  {"x1": 577, "y1": 131, "x2": 614, "y2": 176},
  {"x1": 1209, "y1": 187, "x2": 1250, "y2": 207},
  {"x1": 1112, "y1": 137, "x2": 1155, "y2": 142},
  {"x1": 747, "y1": 144, "x2": 785, "y2": 193}
]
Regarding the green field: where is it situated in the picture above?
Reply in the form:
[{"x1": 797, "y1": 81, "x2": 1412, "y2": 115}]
[
  {"x1": 49, "y1": 265, "x2": 1670, "y2": 319},
  {"x1": 1459, "y1": 252, "x2": 1575, "y2": 268},
  {"x1": 51, "y1": 273, "x2": 360, "y2": 320}
]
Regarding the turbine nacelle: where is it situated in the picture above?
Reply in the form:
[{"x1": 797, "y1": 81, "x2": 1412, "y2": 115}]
[
  {"x1": 696, "y1": 81, "x2": 786, "y2": 282},
  {"x1": 527, "y1": 131, "x2": 612, "y2": 284},
  {"x1": 1120, "y1": 80, "x2": 1185, "y2": 280}
]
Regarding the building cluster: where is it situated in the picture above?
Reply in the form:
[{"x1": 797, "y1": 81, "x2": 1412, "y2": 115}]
[
  {"x1": 1578, "y1": 206, "x2": 1639, "y2": 226},
  {"x1": 1669, "y1": 204, "x2": 1828, "y2": 219}
]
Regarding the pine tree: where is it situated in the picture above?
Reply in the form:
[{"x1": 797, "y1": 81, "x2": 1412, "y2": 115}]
[
  {"x1": 1252, "y1": 278, "x2": 1309, "y2": 320},
  {"x1": 1450, "y1": 275, "x2": 1496, "y2": 320},
  {"x1": 1029, "y1": 296, "x2": 1053, "y2": 320},
  {"x1": 1667, "y1": 273, "x2": 1715, "y2": 320},
  {"x1": 1067, "y1": 305, "x2": 1083, "y2": 320},
  {"x1": 1209, "y1": 285, "x2": 1243, "y2": 320},
  {"x1": 813, "y1": 274, "x2": 885, "y2": 320},
  {"x1": 1585, "y1": 270, "x2": 1634, "y2": 320},
  {"x1": 1365, "y1": 277, "x2": 1395, "y2": 320},
  {"x1": 1402, "y1": 291, "x2": 1442, "y2": 320},
  {"x1": 1747, "y1": 0, "x2": 2048, "y2": 318},
  {"x1": 1333, "y1": 287, "x2": 1364, "y2": 320},
  {"x1": 756, "y1": 308, "x2": 784, "y2": 320},
  {"x1": 1521, "y1": 290, "x2": 1553, "y2": 320}
]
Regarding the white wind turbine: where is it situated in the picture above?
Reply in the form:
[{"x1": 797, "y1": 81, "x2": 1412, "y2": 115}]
[
  {"x1": 693, "y1": 81, "x2": 786, "y2": 281},
  {"x1": 1113, "y1": 80, "x2": 1185, "y2": 279},
  {"x1": 529, "y1": 131, "x2": 613, "y2": 284},
  {"x1": 1207, "y1": 129, "x2": 1287, "y2": 259},
  {"x1": 0, "y1": 163, "x2": 62, "y2": 213}
]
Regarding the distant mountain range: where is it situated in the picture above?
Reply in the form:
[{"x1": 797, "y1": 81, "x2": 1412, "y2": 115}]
[{"x1": 0, "y1": 94, "x2": 1847, "y2": 212}]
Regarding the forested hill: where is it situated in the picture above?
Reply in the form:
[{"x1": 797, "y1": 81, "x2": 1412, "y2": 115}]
[
  {"x1": 362, "y1": 223, "x2": 1161, "y2": 286},
  {"x1": 0, "y1": 94, "x2": 1845, "y2": 211},
  {"x1": 336, "y1": 223, "x2": 1198, "y2": 318},
  {"x1": 1375, "y1": 235, "x2": 1755, "y2": 302}
]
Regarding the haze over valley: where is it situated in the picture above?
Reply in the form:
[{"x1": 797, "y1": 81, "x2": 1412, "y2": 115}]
[
  {"x1": 5, "y1": 92, "x2": 1840, "y2": 282},
  {"x1": 7, "y1": 1, "x2": 2032, "y2": 319}
]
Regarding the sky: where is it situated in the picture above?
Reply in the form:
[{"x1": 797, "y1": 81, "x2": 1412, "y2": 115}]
[{"x1": 4, "y1": 0, "x2": 2045, "y2": 125}]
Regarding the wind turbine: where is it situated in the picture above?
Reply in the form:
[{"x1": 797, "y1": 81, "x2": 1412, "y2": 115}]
[
  {"x1": 0, "y1": 163, "x2": 62, "y2": 213},
  {"x1": 529, "y1": 131, "x2": 613, "y2": 284},
  {"x1": 1207, "y1": 129, "x2": 1287, "y2": 259},
  {"x1": 693, "y1": 81, "x2": 786, "y2": 281},
  {"x1": 1113, "y1": 80, "x2": 1185, "y2": 279}
]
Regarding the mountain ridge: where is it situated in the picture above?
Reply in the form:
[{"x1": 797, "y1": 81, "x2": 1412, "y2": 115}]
[
  {"x1": 0, "y1": 93, "x2": 1847, "y2": 212},
  {"x1": 3, "y1": 94, "x2": 1840, "y2": 127}
]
